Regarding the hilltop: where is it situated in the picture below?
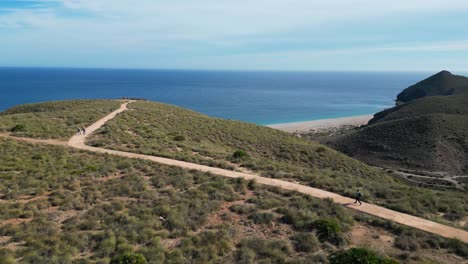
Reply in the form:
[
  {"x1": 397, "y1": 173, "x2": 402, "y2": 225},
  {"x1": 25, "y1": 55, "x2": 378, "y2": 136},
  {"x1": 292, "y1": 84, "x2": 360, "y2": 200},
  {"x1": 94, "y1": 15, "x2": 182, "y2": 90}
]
[
  {"x1": 0, "y1": 100, "x2": 121, "y2": 139},
  {"x1": 396, "y1": 70, "x2": 468, "y2": 104},
  {"x1": 327, "y1": 71, "x2": 468, "y2": 182}
]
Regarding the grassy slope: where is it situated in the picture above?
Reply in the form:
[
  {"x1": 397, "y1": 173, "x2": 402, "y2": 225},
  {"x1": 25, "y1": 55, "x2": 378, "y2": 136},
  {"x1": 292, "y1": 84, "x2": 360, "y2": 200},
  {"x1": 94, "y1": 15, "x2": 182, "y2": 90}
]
[
  {"x1": 1, "y1": 139, "x2": 466, "y2": 263},
  {"x1": 0, "y1": 100, "x2": 122, "y2": 140},
  {"x1": 87, "y1": 101, "x2": 468, "y2": 226},
  {"x1": 371, "y1": 93, "x2": 468, "y2": 124},
  {"x1": 331, "y1": 94, "x2": 468, "y2": 176}
]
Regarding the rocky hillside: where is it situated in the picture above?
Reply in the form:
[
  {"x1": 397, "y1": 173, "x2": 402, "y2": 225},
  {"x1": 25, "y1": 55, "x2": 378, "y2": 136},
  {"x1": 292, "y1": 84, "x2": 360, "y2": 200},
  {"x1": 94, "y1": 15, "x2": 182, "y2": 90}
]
[{"x1": 328, "y1": 71, "x2": 468, "y2": 177}]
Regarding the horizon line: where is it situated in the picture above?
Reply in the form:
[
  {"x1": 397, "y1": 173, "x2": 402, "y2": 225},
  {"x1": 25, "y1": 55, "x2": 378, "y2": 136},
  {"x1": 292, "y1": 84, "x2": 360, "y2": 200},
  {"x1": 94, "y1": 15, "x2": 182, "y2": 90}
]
[{"x1": 0, "y1": 65, "x2": 461, "y2": 74}]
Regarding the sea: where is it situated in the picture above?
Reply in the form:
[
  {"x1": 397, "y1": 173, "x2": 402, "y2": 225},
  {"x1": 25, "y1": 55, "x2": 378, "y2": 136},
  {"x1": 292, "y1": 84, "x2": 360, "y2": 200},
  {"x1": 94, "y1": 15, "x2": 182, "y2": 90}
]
[{"x1": 0, "y1": 68, "x2": 434, "y2": 125}]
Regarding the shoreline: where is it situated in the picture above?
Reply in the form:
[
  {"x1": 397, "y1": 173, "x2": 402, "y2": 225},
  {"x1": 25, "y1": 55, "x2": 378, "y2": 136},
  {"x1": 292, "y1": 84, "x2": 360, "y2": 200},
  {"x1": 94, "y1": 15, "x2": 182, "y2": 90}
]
[{"x1": 266, "y1": 114, "x2": 374, "y2": 133}]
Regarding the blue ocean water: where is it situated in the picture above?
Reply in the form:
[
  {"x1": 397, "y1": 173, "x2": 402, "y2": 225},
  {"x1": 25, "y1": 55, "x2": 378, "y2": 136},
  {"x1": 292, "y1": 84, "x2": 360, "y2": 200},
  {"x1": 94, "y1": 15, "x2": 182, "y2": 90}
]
[{"x1": 0, "y1": 68, "x2": 431, "y2": 125}]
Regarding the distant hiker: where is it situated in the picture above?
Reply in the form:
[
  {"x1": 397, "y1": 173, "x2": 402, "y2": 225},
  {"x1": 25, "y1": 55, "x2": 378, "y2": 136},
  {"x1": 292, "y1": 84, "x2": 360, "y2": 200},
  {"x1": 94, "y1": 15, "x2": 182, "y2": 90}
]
[
  {"x1": 82, "y1": 127, "x2": 86, "y2": 135},
  {"x1": 77, "y1": 127, "x2": 82, "y2": 135},
  {"x1": 354, "y1": 189, "x2": 362, "y2": 205}
]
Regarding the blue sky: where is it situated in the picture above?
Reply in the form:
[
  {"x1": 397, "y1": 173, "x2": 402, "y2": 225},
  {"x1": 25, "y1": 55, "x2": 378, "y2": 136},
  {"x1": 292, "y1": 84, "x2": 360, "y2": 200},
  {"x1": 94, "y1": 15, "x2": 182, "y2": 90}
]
[{"x1": 1, "y1": 0, "x2": 468, "y2": 71}]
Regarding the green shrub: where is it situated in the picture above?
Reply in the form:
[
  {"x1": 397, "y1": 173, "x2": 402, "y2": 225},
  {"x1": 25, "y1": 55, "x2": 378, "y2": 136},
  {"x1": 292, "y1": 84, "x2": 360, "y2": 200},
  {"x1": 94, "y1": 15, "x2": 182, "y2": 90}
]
[
  {"x1": 230, "y1": 204, "x2": 257, "y2": 214},
  {"x1": 11, "y1": 124, "x2": 26, "y2": 132},
  {"x1": 233, "y1": 150, "x2": 249, "y2": 159},
  {"x1": 291, "y1": 232, "x2": 320, "y2": 253},
  {"x1": 330, "y1": 248, "x2": 399, "y2": 264},
  {"x1": 247, "y1": 179, "x2": 257, "y2": 190},
  {"x1": 249, "y1": 212, "x2": 274, "y2": 225},
  {"x1": 0, "y1": 248, "x2": 15, "y2": 264},
  {"x1": 447, "y1": 239, "x2": 468, "y2": 258},
  {"x1": 234, "y1": 247, "x2": 256, "y2": 264},
  {"x1": 111, "y1": 252, "x2": 148, "y2": 264},
  {"x1": 279, "y1": 208, "x2": 315, "y2": 231},
  {"x1": 174, "y1": 135, "x2": 185, "y2": 141},
  {"x1": 394, "y1": 236, "x2": 419, "y2": 251},
  {"x1": 236, "y1": 238, "x2": 292, "y2": 263},
  {"x1": 316, "y1": 147, "x2": 327, "y2": 153},
  {"x1": 313, "y1": 219, "x2": 345, "y2": 246}
]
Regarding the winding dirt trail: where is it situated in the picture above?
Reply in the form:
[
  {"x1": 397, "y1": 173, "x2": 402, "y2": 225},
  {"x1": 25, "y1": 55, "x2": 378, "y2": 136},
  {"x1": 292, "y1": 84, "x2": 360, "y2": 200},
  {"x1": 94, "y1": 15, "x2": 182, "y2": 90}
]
[{"x1": 3, "y1": 101, "x2": 468, "y2": 243}]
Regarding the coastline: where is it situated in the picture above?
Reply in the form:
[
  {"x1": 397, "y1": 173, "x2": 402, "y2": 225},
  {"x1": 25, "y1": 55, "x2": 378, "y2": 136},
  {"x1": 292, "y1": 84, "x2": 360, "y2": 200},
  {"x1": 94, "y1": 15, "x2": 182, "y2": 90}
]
[{"x1": 266, "y1": 114, "x2": 373, "y2": 133}]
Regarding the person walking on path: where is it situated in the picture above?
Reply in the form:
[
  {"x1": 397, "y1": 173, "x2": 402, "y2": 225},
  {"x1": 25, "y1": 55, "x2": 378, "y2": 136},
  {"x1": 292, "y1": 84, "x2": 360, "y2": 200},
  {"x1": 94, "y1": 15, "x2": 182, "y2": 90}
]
[
  {"x1": 354, "y1": 189, "x2": 362, "y2": 205},
  {"x1": 82, "y1": 127, "x2": 86, "y2": 135},
  {"x1": 77, "y1": 127, "x2": 82, "y2": 135}
]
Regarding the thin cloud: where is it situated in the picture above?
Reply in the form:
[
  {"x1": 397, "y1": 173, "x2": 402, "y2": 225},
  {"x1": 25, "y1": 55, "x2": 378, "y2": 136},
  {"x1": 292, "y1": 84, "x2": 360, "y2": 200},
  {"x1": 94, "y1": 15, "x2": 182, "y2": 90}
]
[{"x1": 1, "y1": 1, "x2": 468, "y2": 70}]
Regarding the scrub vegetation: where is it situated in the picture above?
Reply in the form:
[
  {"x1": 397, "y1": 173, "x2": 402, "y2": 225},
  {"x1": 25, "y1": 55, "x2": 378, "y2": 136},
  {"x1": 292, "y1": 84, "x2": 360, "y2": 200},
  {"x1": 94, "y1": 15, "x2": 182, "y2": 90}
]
[
  {"x1": 87, "y1": 101, "x2": 468, "y2": 228},
  {"x1": 0, "y1": 139, "x2": 465, "y2": 263},
  {"x1": 0, "y1": 100, "x2": 121, "y2": 140}
]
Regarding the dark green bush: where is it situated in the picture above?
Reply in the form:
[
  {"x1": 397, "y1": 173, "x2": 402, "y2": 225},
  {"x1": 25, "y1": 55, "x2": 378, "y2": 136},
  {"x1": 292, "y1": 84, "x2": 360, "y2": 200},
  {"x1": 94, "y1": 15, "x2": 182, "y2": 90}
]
[
  {"x1": 279, "y1": 208, "x2": 315, "y2": 231},
  {"x1": 111, "y1": 252, "x2": 148, "y2": 264},
  {"x1": 313, "y1": 219, "x2": 345, "y2": 246},
  {"x1": 174, "y1": 135, "x2": 185, "y2": 141},
  {"x1": 447, "y1": 239, "x2": 468, "y2": 258},
  {"x1": 11, "y1": 124, "x2": 26, "y2": 132},
  {"x1": 291, "y1": 232, "x2": 319, "y2": 253},
  {"x1": 247, "y1": 179, "x2": 257, "y2": 190},
  {"x1": 330, "y1": 248, "x2": 399, "y2": 264},
  {"x1": 233, "y1": 150, "x2": 249, "y2": 159}
]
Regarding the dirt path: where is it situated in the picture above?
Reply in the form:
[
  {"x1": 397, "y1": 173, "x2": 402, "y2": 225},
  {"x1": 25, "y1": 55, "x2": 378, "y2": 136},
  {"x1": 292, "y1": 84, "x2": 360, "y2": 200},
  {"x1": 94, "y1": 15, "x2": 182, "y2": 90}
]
[
  {"x1": 0, "y1": 133, "x2": 66, "y2": 146},
  {"x1": 2, "y1": 101, "x2": 468, "y2": 243}
]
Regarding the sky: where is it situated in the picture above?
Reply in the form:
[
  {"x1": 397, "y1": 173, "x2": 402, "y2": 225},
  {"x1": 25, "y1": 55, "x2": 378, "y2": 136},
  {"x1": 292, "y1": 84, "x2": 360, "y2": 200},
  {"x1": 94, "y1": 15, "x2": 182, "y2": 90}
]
[{"x1": 1, "y1": 0, "x2": 468, "y2": 71}]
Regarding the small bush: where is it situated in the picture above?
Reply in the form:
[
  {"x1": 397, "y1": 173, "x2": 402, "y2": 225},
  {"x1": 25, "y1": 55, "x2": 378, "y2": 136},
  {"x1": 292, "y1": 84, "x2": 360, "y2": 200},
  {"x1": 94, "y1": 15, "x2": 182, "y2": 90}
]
[
  {"x1": 111, "y1": 252, "x2": 148, "y2": 264},
  {"x1": 313, "y1": 219, "x2": 345, "y2": 246},
  {"x1": 235, "y1": 247, "x2": 256, "y2": 264},
  {"x1": 316, "y1": 147, "x2": 327, "y2": 153},
  {"x1": 174, "y1": 135, "x2": 185, "y2": 141},
  {"x1": 394, "y1": 236, "x2": 419, "y2": 251},
  {"x1": 447, "y1": 239, "x2": 468, "y2": 258},
  {"x1": 280, "y1": 209, "x2": 315, "y2": 231},
  {"x1": 10, "y1": 124, "x2": 26, "y2": 132},
  {"x1": 237, "y1": 238, "x2": 292, "y2": 263},
  {"x1": 0, "y1": 248, "x2": 15, "y2": 264},
  {"x1": 233, "y1": 150, "x2": 249, "y2": 159},
  {"x1": 291, "y1": 232, "x2": 319, "y2": 253},
  {"x1": 330, "y1": 248, "x2": 399, "y2": 264},
  {"x1": 249, "y1": 212, "x2": 274, "y2": 225},
  {"x1": 230, "y1": 204, "x2": 257, "y2": 214},
  {"x1": 247, "y1": 179, "x2": 257, "y2": 190}
]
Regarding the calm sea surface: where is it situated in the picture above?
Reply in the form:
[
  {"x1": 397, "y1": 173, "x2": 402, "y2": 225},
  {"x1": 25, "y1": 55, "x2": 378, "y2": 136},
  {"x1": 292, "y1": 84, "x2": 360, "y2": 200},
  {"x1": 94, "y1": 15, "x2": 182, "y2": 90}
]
[{"x1": 0, "y1": 68, "x2": 432, "y2": 125}]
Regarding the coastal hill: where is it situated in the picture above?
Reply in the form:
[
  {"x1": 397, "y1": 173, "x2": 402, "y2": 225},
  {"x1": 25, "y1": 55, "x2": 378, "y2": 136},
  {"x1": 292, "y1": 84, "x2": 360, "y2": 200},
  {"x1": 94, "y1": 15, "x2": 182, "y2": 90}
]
[
  {"x1": 396, "y1": 70, "x2": 468, "y2": 104},
  {"x1": 85, "y1": 101, "x2": 468, "y2": 219},
  {"x1": 328, "y1": 71, "x2": 468, "y2": 178},
  {"x1": 1, "y1": 99, "x2": 468, "y2": 262}
]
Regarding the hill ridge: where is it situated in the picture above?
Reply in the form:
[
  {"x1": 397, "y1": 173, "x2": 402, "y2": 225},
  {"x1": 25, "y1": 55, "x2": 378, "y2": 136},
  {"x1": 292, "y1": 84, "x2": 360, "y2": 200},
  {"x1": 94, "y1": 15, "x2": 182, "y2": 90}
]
[{"x1": 396, "y1": 70, "x2": 468, "y2": 103}]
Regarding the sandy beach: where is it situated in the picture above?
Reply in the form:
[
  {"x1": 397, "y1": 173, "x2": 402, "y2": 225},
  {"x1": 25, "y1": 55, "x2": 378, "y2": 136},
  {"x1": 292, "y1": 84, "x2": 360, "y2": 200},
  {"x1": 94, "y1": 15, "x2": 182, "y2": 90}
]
[{"x1": 267, "y1": 114, "x2": 374, "y2": 133}]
